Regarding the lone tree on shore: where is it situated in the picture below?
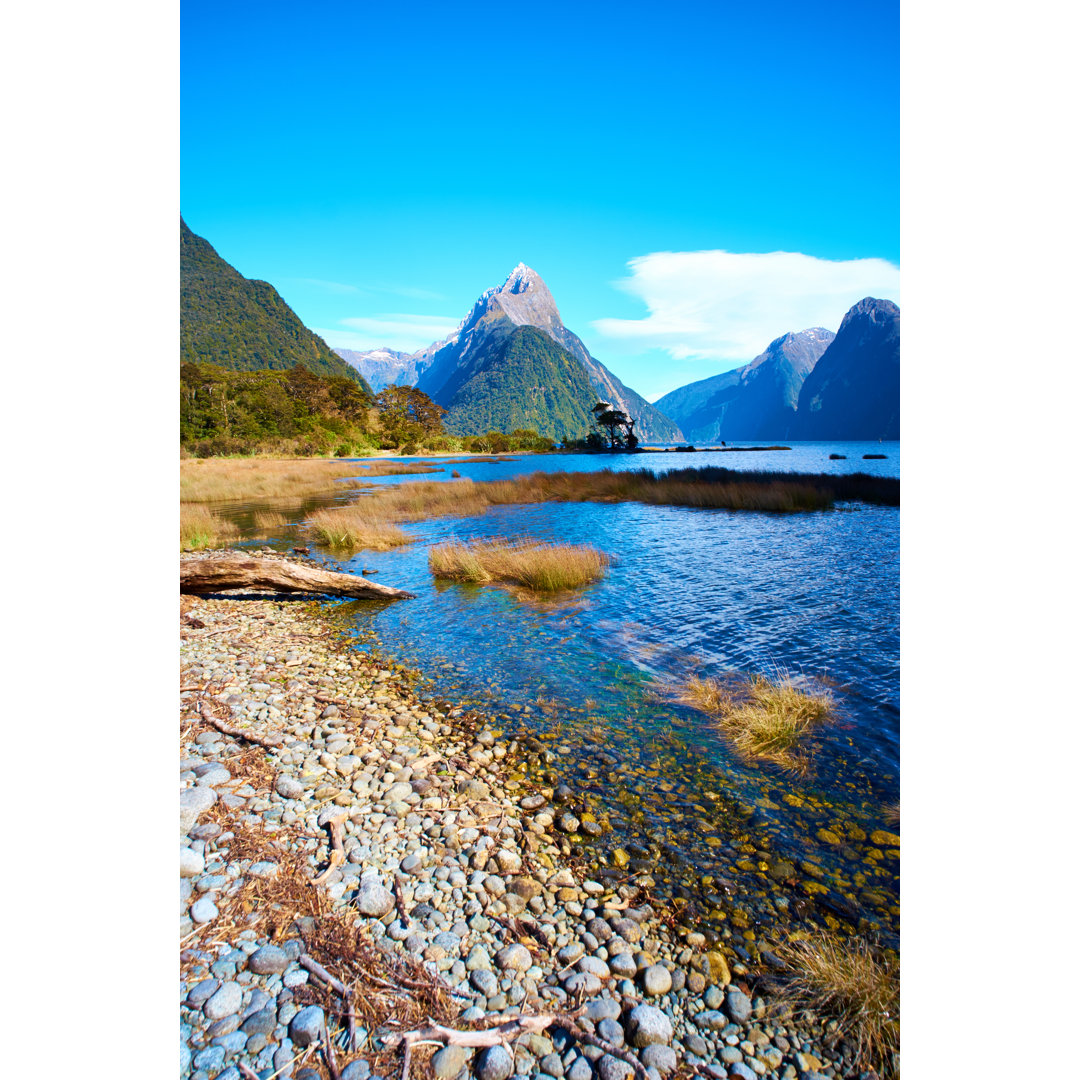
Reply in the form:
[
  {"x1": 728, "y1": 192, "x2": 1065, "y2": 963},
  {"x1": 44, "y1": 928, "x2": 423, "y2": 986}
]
[{"x1": 591, "y1": 401, "x2": 638, "y2": 449}]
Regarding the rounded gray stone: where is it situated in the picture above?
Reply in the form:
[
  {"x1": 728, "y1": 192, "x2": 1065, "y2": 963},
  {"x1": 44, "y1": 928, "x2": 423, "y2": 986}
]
[
  {"x1": 724, "y1": 989, "x2": 752, "y2": 1025},
  {"x1": 597, "y1": 1055, "x2": 633, "y2": 1080},
  {"x1": 180, "y1": 847, "x2": 205, "y2": 878},
  {"x1": 626, "y1": 1004, "x2": 673, "y2": 1048},
  {"x1": 642, "y1": 965, "x2": 672, "y2": 997},
  {"x1": 495, "y1": 943, "x2": 531, "y2": 971},
  {"x1": 180, "y1": 785, "x2": 217, "y2": 835},
  {"x1": 276, "y1": 775, "x2": 305, "y2": 800},
  {"x1": 475, "y1": 1044, "x2": 514, "y2": 1080},
  {"x1": 596, "y1": 1019, "x2": 624, "y2": 1048},
  {"x1": 470, "y1": 969, "x2": 498, "y2": 997},
  {"x1": 190, "y1": 896, "x2": 218, "y2": 924},
  {"x1": 431, "y1": 1044, "x2": 471, "y2": 1078},
  {"x1": 640, "y1": 1045, "x2": 677, "y2": 1075},
  {"x1": 248, "y1": 945, "x2": 290, "y2": 975},
  {"x1": 204, "y1": 981, "x2": 243, "y2": 1021},
  {"x1": 289, "y1": 1004, "x2": 325, "y2": 1047},
  {"x1": 355, "y1": 879, "x2": 394, "y2": 918}
]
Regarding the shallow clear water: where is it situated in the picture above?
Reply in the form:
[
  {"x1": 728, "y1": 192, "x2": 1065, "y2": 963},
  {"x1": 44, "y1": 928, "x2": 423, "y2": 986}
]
[{"x1": 235, "y1": 443, "x2": 900, "y2": 947}]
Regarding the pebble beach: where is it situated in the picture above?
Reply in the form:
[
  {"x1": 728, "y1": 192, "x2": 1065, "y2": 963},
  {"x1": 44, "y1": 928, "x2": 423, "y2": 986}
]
[{"x1": 179, "y1": 554, "x2": 864, "y2": 1080}]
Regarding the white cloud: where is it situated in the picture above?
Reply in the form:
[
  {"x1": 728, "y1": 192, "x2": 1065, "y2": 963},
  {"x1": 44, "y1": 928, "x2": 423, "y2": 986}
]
[
  {"x1": 314, "y1": 313, "x2": 460, "y2": 354},
  {"x1": 592, "y1": 250, "x2": 900, "y2": 366}
]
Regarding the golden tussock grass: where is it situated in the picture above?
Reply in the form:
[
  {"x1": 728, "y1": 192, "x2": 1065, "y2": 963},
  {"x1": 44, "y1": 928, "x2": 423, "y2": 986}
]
[
  {"x1": 180, "y1": 457, "x2": 441, "y2": 503},
  {"x1": 429, "y1": 539, "x2": 610, "y2": 592},
  {"x1": 181, "y1": 457, "x2": 370, "y2": 502},
  {"x1": 252, "y1": 510, "x2": 291, "y2": 533},
  {"x1": 298, "y1": 466, "x2": 898, "y2": 540},
  {"x1": 180, "y1": 505, "x2": 240, "y2": 550},
  {"x1": 774, "y1": 931, "x2": 899, "y2": 1077},
  {"x1": 669, "y1": 672, "x2": 834, "y2": 773},
  {"x1": 306, "y1": 506, "x2": 414, "y2": 552}
]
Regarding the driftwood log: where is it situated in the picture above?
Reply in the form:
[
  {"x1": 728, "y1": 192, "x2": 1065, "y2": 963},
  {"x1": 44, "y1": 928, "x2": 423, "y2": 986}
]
[{"x1": 180, "y1": 557, "x2": 415, "y2": 600}]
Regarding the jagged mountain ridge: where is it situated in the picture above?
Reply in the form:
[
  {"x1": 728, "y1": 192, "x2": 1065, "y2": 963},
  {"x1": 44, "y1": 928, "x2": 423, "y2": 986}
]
[
  {"x1": 333, "y1": 347, "x2": 434, "y2": 392},
  {"x1": 345, "y1": 264, "x2": 682, "y2": 441},
  {"x1": 654, "y1": 329, "x2": 834, "y2": 443},
  {"x1": 180, "y1": 218, "x2": 370, "y2": 389},
  {"x1": 791, "y1": 298, "x2": 900, "y2": 440}
]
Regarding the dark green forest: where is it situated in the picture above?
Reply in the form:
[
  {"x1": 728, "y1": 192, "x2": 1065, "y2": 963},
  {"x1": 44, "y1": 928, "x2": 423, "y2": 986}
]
[
  {"x1": 181, "y1": 363, "x2": 557, "y2": 456},
  {"x1": 181, "y1": 218, "x2": 371, "y2": 390},
  {"x1": 442, "y1": 326, "x2": 598, "y2": 441}
]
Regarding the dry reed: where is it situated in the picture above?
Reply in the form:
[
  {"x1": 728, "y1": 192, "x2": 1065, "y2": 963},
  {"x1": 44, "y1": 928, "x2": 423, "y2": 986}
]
[
  {"x1": 670, "y1": 671, "x2": 834, "y2": 773},
  {"x1": 180, "y1": 505, "x2": 240, "y2": 550},
  {"x1": 299, "y1": 466, "x2": 898, "y2": 542},
  {"x1": 774, "y1": 931, "x2": 899, "y2": 1077},
  {"x1": 252, "y1": 510, "x2": 291, "y2": 533},
  {"x1": 180, "y1": 457, "x2": 440, "y2": 503},
  {"x1": 307, "y1": 507, "x2": 413, "y2": 552},
  {"x1": 429, "y1": 539, "x2": 609, "y2": 592}
]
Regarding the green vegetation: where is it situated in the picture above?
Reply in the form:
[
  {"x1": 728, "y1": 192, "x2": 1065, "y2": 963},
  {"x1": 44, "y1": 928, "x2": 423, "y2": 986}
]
[
  {"x1": 180, "y1": 359, "x2": 557, "y2": 457},
  {"x1": 181, "y1": 218, "x2": 371, "y2": 389},
  {"x1": 428, "y1": 539, "x2": 609, "y2": 592},
  {"x1": 181, "y1": 361, "x2": 380, "y2": 456},
  {"x1": 774, "y1": 932, "x2": 899, "y2": 1077},
  {"x1": 442, "y1": 326, "x2": 599, "y2": 441}
]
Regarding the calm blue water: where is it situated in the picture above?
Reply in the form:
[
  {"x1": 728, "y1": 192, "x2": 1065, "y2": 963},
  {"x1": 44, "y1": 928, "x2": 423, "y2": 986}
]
[
  {"x1": 348, "y1": 441, "x2": 899, "y2": 487},
  {"x1": 239, "y1": 443, "x2": 901, "y2": 944}
]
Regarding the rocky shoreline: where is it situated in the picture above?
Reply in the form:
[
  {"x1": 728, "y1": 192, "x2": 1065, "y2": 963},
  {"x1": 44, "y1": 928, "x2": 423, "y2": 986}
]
[{"x1": 180, "y1": 572, "x2": 860, "y2": 1080}]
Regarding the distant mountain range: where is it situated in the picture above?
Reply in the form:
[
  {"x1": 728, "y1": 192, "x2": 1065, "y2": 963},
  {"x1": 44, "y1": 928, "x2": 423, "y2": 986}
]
[
  {"x1": 338, "y1": 264, "x2": 683, "y2": 443},
  {"x1": 656, "y1": 298, "x2": 899, "y2": 442},
  {"x1": 332, "y1": 347, "x2": 434, "y2": 393},
  {"x1": 654, "y1": 328, "x2": 835, "y2": 443},
  {"x1": 790, "y1": 298, "x2": 899, "y2": 440},
  {"x1": 181, "y1": 219, "x2": 371, "y2": 390}
]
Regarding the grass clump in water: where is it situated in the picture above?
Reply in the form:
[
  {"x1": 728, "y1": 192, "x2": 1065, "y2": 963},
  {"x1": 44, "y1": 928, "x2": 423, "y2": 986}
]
[
  {"x1": 180, "y1": 506, "x2": 240, "y2": 550},
  {"x1": 429, "y1": 539, "x2": 609, "y2": 592},
  {"x1": 306, "y1": 507, "x2": 413, "y2": 552},
  {"x1": 774, "y1": 931, "x2": 899, "y2": 1077},
  {"x1": 672, "y1": 671, "x2": 834, "y2": 773}
]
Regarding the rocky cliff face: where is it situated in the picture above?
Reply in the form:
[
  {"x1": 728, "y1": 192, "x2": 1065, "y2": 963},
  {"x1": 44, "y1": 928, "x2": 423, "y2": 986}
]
[
  {"x1": 654, "y1": 328, "x2": 834, "y2": 442},
  {"x1": 414, "y1": 265, "x2": 683, "y2": 442},
  {"x1": 791, "y1": 298, "x2": 899, "y2": 440}
]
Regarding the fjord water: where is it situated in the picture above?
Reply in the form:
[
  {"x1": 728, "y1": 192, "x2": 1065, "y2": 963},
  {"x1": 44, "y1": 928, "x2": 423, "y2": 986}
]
[{"x1": 262, "y1": 443, "x2": 900, "y2": 945}]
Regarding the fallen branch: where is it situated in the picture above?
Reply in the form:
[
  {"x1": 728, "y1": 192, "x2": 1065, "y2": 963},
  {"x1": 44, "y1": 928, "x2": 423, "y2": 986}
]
[
  {"x1": 200, "y1": 703, "x2": 284, "y2": 748},
  {"x1": 323, "y1": 1022, "x2": 342, "y2": 1080},
  {"x1": 382, "y1": 1014, "x2": 560, "y2": 1054},
  {"x1": 181, "y1": 556, "x2": 416, "y2": 600},
  {"x1": 299, "y1": 954, "x2": 347, "y2": 996}
]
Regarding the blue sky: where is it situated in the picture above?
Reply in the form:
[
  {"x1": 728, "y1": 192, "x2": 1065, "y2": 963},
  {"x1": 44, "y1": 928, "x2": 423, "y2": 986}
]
[{"x1": 182, "y1": 0, "x2": 898, "y2": 400}]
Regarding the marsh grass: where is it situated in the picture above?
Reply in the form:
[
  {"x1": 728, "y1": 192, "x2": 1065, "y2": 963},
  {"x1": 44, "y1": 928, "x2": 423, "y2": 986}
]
[
  {"x1": 180, "y1": 457, "x2": 440, "y2": 502},
  {"x1": 774, "y1": 931, "x2": 899, "y2": 1077},
  {"x1": 306, "y1": 507, "x2": 413, "y2": 552},
  {"x1": 251, "y1": 510, "x2": 291, "y2": 534},
  {"x1": 301, "y1": 466, "x2": 898, "y2": 545},
  {"x1": 429, "y1": 539, "x2": 609, "y2": 592},
  {"x1": 180, "y1": 505, "x2": 240, "y2": 550},
  {"x1": 669, "y1": 671, "x2": 834, "y2": 773}
]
